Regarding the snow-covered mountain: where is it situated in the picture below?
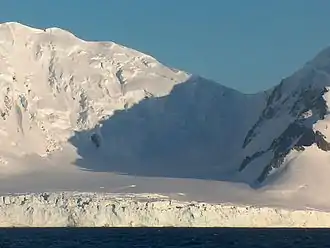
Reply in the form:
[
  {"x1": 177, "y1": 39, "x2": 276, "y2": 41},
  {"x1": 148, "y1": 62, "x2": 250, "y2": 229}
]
[
  {"x1": 0, "y1": 22, "x2": 189, "y2": 158},
  {"x1": 0, "y1": 22, "x2": 263, "y2": 179},
  {"x1": 239, "y1": 47, "x2": 330, "y2": 189},
  {"x1": 1, "y1": 22, "x2": 330, "y2": 199}
]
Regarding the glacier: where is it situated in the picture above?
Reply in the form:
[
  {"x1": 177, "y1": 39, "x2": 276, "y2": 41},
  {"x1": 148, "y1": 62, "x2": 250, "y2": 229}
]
[
  {"x1": 0, "y1": 192, "x2": 329, "y2": 227},
  {"x1": 1, "y1": 21, "x2": 330, "y2": 227}
]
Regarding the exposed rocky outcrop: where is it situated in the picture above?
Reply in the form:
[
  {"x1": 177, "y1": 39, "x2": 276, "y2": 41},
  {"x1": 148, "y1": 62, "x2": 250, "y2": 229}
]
[{"x1": 240, "y1": 79, "x2": 330, "y2": 183}]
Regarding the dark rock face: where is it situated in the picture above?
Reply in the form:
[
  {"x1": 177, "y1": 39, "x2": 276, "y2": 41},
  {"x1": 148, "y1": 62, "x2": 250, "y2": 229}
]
[
  {"x1": 242, "y1": 80, "x2": 285, "y2": 149},
  {"x1": 315, "y1": 131, "x2": 330, "y2": 151},
  {"x1": 239, "y1": 151, "x2": 265, "y2": 172},
  {"x1": 91, "y1": 133, "x2": 101, "y2": 148},
  {"x1": 257, "y1": 126, "x2": 330, "y2": 183},
  {"x1": 256, "y1": 123, "x2": 314, "y2": 183},
  {"x1": 290, "y1": 87, "x2": 328, "y2": 118},
  {"x1": 240, "y1": 84, "x2": 329, "y2": 184}
]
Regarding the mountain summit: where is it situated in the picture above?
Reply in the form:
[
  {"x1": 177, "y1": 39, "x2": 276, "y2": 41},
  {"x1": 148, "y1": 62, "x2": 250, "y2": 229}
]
[
  {"x1": 1, "y1": 22, "x2": 330, "y2": 196},
  {"x1": 0, "y1": 22, "x2": 188, "y2": 156}
]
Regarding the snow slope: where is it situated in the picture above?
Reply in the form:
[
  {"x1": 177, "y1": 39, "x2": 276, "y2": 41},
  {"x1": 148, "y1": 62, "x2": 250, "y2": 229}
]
[{"x1": 1, "y1": 22, "x2": 330, "y2": 214}]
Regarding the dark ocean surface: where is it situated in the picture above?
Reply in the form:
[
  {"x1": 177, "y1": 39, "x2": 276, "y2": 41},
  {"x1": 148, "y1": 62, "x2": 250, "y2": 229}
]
[{"x1": 0, "y1": 228, "x2": 328, "y2": 247}]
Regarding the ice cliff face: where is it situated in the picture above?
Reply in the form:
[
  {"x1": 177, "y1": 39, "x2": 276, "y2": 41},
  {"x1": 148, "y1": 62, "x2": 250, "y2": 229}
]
[{"x1": 0, "y1": 192, "x2": 329, "y2": 227}]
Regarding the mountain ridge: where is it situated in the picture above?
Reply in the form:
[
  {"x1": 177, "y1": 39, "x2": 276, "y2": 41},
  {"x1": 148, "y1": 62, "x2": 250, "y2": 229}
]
[{"x1": 0, "y1": 22, "x2": 330, "y2": 197}]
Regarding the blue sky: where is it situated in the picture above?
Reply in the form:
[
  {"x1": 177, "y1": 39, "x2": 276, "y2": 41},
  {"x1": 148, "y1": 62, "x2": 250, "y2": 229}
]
[{"x1": 1, "y1": 1, "x2": 330, "y2": 93}]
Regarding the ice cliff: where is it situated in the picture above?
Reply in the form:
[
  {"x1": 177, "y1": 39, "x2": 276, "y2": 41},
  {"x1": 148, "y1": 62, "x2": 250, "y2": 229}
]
[{"x1": 0, "y1": 192, "x2": 328, "y2": 227}]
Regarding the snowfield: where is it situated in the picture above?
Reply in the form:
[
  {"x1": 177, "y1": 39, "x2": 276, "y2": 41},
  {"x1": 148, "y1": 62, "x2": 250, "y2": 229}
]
[{"x1": 0, "y1": 192, "x2": 329, "y2": 227}]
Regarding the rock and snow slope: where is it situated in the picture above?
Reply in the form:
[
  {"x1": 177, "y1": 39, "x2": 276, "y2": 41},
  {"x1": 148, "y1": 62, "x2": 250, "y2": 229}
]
[
  {"x1": 239, "y1": 47, "x2": 330, "y2": 191},
  {"x1": 1, "y1": 22, "x2": 330, "y2": 218}
]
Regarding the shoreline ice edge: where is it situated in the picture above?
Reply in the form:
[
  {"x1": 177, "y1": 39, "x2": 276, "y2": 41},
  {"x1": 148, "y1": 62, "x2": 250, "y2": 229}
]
[{"x1": 0, "y1": 192, "x2": 328, "y2": 227}]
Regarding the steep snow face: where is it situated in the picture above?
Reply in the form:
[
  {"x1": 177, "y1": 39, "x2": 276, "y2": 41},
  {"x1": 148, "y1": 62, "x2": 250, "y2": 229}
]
[
  {"x1": 69, "y1": 75, "x2": 265, "y2": 181},
  {"x1": 1, "y1": 192, "x2": 330, "y2": 227}
]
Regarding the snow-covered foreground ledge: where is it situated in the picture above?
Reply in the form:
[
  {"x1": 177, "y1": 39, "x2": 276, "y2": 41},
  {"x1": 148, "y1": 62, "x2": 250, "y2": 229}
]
[{"x1": 0, "y1": 192, "x2": 328, "y2": 227}]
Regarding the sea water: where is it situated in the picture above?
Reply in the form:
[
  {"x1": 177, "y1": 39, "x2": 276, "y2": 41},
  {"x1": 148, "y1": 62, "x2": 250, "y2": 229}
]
[{"x1": 0, "y1": 228, "x2": 327, "y2": 247}]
